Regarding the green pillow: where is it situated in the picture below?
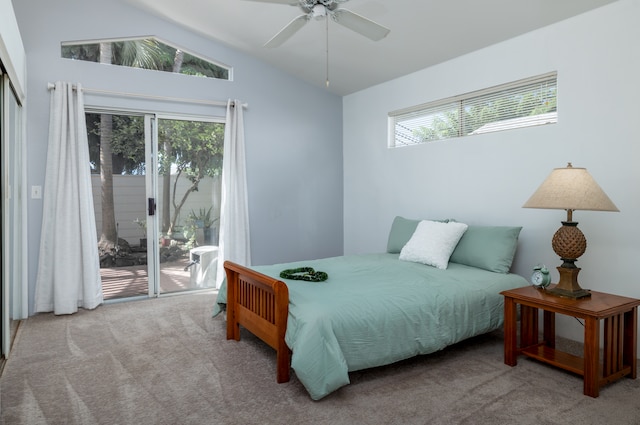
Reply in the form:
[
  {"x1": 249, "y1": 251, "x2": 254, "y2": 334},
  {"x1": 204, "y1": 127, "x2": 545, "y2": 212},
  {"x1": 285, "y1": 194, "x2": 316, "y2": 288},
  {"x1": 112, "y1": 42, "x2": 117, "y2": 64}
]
[
  {"x1": 386, "y1": 216, "x2": 449, "y2": 254},
  {"x1": 449, "y1": 225, "x2": 522, "y2": 273}
]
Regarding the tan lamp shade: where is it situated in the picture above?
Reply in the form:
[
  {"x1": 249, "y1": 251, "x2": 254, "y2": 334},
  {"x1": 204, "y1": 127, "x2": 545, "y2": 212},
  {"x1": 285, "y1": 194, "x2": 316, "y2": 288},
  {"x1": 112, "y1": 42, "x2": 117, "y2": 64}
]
[
  {"x1": 523, "y1": 163, "x2": 619, "y2": 214},
  {"x1": 523, "y1": 163, "x2": 618, "y2": 299}
]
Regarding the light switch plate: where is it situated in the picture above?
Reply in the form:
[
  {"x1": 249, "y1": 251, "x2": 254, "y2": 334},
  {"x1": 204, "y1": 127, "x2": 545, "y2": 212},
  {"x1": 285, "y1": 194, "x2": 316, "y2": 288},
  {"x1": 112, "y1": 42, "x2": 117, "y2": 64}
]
[{"x1": 31, "y1": 185, "x2": 42, "y2": 199}]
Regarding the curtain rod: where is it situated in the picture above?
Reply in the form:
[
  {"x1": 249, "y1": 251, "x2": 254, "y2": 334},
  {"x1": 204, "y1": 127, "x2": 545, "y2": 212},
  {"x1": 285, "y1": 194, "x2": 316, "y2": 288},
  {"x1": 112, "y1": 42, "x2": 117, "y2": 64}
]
[{"x1": 46, "y1": 82, "x2": 247, "y2": 109}]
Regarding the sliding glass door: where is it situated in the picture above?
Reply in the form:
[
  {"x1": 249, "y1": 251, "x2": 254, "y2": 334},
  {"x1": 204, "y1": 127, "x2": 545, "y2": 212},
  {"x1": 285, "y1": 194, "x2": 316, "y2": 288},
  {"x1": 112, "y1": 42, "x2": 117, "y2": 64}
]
[
  {"x1": 154, "y1": 116, "x2": 224, "y2": 295},
  {"x1": 89, "y1": 112, "x2": 149, "y2": 300},
  {"x1": 88, "y1": 111, "x2": 223, "y2": 300}
]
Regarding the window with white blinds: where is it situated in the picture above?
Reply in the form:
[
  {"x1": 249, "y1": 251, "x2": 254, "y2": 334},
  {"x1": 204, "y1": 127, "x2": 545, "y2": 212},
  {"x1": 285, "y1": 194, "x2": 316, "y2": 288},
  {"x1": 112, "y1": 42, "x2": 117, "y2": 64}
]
[{"x1": 388, "y1": 72, "x2": 557, "y2": 148}]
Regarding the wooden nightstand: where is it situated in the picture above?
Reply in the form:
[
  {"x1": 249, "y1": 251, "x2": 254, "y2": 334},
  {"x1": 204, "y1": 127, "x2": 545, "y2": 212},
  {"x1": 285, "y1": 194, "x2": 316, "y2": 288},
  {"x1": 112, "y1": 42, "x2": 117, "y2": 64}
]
[{"x1": 501, "y1": 285, "x2": 640, "y2": 397}]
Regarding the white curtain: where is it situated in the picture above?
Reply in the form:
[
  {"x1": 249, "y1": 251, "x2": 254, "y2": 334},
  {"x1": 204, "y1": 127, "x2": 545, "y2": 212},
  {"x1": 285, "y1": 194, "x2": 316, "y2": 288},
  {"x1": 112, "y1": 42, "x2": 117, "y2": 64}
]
[
  {"x1": 216, "y1": 100, "x2": 251, "y2": 288},
  {"x1": 34, "y1": 82, "x2": 103, "y2": 314}
]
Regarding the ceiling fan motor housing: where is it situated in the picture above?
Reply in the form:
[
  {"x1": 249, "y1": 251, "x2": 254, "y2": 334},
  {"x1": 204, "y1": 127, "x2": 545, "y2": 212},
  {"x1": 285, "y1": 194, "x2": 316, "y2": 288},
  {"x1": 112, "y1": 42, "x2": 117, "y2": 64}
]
[{"x1": 301, "y1": 1, "x2": 339, "y2": 14}]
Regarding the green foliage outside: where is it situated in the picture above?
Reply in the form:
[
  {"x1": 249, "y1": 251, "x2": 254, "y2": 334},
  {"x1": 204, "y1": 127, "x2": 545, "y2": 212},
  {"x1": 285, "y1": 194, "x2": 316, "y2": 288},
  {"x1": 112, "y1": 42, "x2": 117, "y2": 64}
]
[
  {"x1": 62, "y1": 38, "x2": 229, "y2": 80},
  {"x1": 412, "y1": 88, "x2": 557, "y2": 142},
  {"x1": 87, "y1": 114, "x2": 145, "y2": 175},
  {"x1": 87, "y1": 114, "x2": 224, "y2": 236},
  {"x1": 79, "y1": 37, "x2": 226, "y2": 255}
]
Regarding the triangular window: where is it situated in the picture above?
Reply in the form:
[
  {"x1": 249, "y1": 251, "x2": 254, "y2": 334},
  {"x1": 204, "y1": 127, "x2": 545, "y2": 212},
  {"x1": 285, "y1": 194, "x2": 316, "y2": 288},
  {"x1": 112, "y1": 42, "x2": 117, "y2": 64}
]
[{"x1": 61, "y1": 37, "x2": 231, "y2": 81}]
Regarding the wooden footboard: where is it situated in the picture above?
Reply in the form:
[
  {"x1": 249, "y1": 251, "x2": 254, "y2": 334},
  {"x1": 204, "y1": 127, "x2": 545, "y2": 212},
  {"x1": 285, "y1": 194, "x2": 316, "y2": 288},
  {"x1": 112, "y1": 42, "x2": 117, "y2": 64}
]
[{"x1": 223, "y1": 260, "x2": 291, "y2": 383}]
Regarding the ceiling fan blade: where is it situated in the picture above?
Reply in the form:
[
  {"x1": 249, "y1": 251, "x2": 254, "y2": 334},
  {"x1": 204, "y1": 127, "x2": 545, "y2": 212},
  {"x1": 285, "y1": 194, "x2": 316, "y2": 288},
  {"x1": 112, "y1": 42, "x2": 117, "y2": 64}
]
[
  {"x1": 264, "y1": 14, "x2": 310, "y2": 48},
  {"x1": 332, "y1": 8, "x2": 390, "y2": 41}
]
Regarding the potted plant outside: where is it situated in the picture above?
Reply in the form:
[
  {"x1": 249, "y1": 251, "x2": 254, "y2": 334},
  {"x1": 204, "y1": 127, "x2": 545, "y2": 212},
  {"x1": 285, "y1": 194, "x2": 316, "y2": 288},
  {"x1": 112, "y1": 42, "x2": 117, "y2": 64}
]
[
  {"x1": 134, "y1": 217, "x2": 147, "y2": 248},
  {"x1": 189, "y1": 207, "x2": 219, "y2": 245}
]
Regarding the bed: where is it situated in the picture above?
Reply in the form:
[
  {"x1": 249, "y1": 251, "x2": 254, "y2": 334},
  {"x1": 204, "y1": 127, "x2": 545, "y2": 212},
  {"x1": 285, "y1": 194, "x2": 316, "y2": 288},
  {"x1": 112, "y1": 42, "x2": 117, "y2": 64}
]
[{"x1": 213, "y1": 217, "x2": 529, "y2": 400}]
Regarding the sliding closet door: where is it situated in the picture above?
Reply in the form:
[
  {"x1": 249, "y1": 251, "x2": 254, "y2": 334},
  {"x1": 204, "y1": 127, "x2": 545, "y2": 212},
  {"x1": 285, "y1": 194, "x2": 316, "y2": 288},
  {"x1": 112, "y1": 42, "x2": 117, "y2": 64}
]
[
  {"x1": 1, "y1": 71, "x2": 26, "y2": 359},
  {"x1": 1, "y1": 71, "x2": 7, "y2": 359}
]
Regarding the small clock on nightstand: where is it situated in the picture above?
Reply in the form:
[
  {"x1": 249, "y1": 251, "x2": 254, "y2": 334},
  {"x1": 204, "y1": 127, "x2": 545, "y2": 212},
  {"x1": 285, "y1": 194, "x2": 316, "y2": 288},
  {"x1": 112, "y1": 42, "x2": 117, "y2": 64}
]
[{"x1": 531, "y1": 265, "x2": 551, "y2": 288}]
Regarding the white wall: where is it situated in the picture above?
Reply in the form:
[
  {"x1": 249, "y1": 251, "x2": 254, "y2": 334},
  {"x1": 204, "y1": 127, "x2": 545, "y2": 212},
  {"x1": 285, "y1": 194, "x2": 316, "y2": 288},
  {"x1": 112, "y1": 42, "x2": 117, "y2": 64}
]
[
  {"x1": 343, "y1": 0, "x2": 640, "y2": 348},
  {"x1": 14, "y1": 0, "x2": 344, "y2": 314},
  {"x1": 0, "y1": 0, "x2": 26, "y2": 100}
]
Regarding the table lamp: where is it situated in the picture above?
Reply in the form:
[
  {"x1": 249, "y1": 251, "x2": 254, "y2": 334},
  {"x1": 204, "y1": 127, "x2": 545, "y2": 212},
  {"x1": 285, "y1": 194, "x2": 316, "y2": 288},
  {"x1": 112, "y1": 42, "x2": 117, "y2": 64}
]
[{"x1": 523, "y1": 163, "x2": 619, "y2": 299}]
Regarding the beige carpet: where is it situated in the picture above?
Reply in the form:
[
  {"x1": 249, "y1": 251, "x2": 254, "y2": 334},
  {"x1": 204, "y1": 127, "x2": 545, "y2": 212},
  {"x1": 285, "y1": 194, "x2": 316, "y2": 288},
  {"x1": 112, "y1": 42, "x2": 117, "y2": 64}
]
[{"x1": 1, "y1": 293, "x2": 639, "y2": 425}]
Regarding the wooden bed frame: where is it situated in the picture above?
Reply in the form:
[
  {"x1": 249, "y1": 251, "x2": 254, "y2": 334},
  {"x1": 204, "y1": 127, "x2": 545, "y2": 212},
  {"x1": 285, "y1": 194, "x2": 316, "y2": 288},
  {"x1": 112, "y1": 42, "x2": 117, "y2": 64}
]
[{"x1": 224, "y1": 260, "x2": 291, "y2": 383}]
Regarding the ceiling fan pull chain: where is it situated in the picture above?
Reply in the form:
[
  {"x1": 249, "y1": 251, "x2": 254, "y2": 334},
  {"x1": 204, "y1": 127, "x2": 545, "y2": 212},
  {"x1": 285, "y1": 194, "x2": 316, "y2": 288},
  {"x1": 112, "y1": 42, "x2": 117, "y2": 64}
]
[{"x1": 326, "y1": 12, "x2": 330, "y2": 88}]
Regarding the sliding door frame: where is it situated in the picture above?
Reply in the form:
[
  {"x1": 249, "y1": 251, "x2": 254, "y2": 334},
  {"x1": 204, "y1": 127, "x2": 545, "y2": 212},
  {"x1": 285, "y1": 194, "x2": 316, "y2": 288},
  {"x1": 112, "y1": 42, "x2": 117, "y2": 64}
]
[
  {"x1": 145, "y1": 113, "x2": 159, "y2": 297},
  {"x1": 88, "y1": 107, "x2": 224, "y2": 301},
  {"x1": 150, "y1": 112, "x2": 225, "y2": 297},
  {"x1": 1, "y1": 69, "x2": 28, "y2": 360}
]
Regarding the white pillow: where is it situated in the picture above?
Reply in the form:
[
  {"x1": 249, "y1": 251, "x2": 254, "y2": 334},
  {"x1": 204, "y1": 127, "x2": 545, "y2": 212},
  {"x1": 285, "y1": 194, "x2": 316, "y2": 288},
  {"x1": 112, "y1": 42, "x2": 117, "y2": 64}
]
[{"x1": 399, "y1": 220, "x2": 468, "y2": 269}]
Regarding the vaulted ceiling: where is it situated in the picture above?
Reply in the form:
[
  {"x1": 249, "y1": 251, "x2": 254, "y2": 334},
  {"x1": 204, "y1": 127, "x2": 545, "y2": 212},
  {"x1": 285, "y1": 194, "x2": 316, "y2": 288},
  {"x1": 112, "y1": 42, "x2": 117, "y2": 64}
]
[{"x1": 124, "y1": 0, "x2": 618, "y2": 96}]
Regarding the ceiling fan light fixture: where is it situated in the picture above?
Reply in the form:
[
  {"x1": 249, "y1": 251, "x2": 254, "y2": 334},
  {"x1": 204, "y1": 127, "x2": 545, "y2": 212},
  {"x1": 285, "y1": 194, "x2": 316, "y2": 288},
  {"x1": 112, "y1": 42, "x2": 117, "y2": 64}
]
[{"x1": 312, "y1": 4, "x2": 327, "y2": 20}]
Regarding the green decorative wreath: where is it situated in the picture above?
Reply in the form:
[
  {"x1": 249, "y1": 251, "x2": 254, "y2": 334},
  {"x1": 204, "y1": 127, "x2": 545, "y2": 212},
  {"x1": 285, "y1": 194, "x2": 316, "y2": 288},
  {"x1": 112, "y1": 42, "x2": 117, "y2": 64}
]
[{"x1": 280, "y1": 267, "x2": 328, "y2": 282}]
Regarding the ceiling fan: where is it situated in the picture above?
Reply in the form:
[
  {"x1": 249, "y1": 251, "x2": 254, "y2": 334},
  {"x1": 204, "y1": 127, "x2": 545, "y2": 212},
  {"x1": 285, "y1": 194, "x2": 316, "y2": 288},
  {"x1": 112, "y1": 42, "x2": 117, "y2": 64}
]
[{"x1": 246, "y1": 0, "x2": 391, "y2": 48}]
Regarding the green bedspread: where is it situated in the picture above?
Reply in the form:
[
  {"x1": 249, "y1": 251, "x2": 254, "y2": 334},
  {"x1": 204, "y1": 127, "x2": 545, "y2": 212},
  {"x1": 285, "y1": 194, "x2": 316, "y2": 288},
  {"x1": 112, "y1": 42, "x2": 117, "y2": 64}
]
[{"x1": 213, "y1": 253, "x2": 528, "y2": 400}]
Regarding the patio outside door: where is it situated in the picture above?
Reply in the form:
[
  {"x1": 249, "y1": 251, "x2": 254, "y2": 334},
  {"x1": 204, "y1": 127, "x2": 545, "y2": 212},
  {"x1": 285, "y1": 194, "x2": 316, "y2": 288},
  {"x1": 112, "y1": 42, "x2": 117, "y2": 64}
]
[
  {"x1": 89, "y1": 112, "x2": 223, "y2": 300},
  {"x1": 152, "y1": 115, "x2": 224, "y2": 295}
]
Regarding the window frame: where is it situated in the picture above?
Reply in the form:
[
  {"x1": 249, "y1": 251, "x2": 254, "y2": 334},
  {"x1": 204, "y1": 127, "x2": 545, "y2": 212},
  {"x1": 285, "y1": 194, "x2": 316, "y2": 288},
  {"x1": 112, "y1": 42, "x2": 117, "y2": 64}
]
[
  {"x1": 61, "y1": 36, "x2": 233, "y2": 81},
  {"x1": 388, "y1": 72, "x2": 557, "y2": 148}
]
